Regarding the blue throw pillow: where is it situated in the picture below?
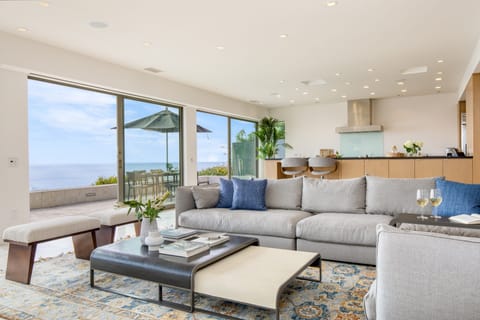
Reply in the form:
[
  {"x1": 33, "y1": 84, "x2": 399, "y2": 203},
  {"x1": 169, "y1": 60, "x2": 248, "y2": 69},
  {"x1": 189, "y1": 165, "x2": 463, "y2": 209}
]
[
  {"x1": 231, "y1": 178, "x2": 267, "y2": 211},
  {"x1": 434, "y1": 179, "x2": 480, "y2": 217},
  {"x1": 216, "y1": 178, "x2": 234, "y2": 208}
]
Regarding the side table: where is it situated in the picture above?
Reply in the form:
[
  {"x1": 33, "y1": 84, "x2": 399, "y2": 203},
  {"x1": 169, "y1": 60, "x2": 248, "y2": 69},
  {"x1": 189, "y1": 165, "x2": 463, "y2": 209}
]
[{"x1": 394, "y1": 213, "x2": 480, "y2": 230}]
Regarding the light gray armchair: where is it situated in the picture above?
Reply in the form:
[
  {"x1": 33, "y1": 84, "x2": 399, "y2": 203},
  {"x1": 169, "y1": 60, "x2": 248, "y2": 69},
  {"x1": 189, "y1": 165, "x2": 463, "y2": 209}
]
[{"x1": 364, "y1": 224, "x2": 480, "y2": 320}]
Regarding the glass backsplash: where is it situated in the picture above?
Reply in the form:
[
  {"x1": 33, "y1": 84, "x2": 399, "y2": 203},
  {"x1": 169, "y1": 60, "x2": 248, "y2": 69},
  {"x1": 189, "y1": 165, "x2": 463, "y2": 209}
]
[{"x1": 340, "y1": 132, "x2": 384, "y2": 157}]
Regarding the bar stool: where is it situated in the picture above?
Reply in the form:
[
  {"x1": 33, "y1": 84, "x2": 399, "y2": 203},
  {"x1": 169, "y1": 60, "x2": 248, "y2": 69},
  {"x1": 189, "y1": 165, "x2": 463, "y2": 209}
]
[
  {"x1": 281, "y1": 157, "x2": 308, "y2": 178},
  {"x1": 308, "y1": 157, "x2": 337, "y2": 179}
]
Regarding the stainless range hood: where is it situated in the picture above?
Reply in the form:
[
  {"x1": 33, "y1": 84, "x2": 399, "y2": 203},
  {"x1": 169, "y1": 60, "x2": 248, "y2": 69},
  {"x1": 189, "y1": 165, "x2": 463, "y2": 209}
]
[{"x1": 335, "y1": 99, "x2": 383, "y2": 133}]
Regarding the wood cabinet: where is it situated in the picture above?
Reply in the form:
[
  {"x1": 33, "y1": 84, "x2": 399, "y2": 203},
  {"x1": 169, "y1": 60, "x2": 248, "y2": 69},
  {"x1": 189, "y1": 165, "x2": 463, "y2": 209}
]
[
  {"x1": 389, "y1": 159, "x2": 415, "y2": 178},
  {"x1": 414, "y1": 159, "x2": 443, "y2": 178},
  {"x1": 443, "y1": 158, "x2": 473, "y2": 183},
  {"x1": 263, "y1": 158, "x2": 474, "y2": 183}
]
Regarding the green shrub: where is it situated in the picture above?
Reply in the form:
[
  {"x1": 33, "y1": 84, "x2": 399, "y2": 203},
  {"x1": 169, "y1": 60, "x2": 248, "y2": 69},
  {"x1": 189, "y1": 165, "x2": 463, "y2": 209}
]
[
  {"x1": 198, "y1": 166, "x2": 228, "y2": 176},
  {"x1": 94, "y1": 176, "x2": 118, "y2": 185}
]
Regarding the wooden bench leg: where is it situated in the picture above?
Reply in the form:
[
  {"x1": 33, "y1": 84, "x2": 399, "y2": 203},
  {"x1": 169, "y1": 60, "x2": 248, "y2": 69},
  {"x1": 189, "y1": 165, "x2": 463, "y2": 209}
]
[
  {"x1": 6, "y1": 243, "x2": 37, "y2": 284},
  {"x1": 134, "y1": 221, "x2": 141, "y2": 236},
  {"x1": 95, "y1": 225, "x2": 116, "y2": 247},
  {"x1": 72, "y1": 230, "x2": 97, "y2": 260}
]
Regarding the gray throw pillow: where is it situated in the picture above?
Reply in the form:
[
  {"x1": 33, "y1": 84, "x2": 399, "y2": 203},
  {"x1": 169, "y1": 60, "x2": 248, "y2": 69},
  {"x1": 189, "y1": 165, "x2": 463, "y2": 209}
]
[
  {"x1": 365, "y1": 176, "x2": 438, "y2": 215},
  {"x1": 265, "y1": 177, "x2": 303, "y2": 210},
  {"x1": 302, "y1": 176, "x2": 366, "y2": 214},
  {"x1": 191, "y1": 186, "x2": 220, "y2": 209}
]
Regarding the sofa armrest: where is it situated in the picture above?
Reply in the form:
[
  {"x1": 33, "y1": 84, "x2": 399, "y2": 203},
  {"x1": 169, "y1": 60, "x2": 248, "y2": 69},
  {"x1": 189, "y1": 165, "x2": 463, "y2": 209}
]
[
  {"x1": 374, "y1": 224, "x2": 480, "y2": 320},
  {"x1": 175, "y1": 186, "x2": 196, "y2": 227}
]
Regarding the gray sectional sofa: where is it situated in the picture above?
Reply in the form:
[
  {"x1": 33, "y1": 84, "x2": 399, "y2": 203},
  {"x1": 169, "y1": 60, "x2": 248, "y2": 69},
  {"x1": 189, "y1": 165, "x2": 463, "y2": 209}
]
[{"x1": 175, "y1": 175, "x2": 438, "y2": 265}]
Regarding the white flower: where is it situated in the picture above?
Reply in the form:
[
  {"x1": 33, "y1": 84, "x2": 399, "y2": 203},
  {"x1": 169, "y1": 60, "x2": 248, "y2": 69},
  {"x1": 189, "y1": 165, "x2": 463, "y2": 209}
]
[
  {"x1": 403, "y1": 140, "x2": 413, "y2": 148},
  {"x1": 416, "y1": 141, "x2": 424, "y2": 148}
]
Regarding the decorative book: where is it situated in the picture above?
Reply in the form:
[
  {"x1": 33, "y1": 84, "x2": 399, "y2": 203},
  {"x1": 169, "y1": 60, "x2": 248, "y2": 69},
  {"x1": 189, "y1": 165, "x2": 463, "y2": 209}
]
[
  {"x1": 448, "y1": 214, "x2": 480, "y2": 225},
  {"x1": 158, "y1": 240, "x2": 209, "y2": 257},
  {"x1": 191, "y1": 233, "x2": 230, "y2": 247},
  {"x1": 160, "y1": 228, "x2": 198, "y2": 240}
]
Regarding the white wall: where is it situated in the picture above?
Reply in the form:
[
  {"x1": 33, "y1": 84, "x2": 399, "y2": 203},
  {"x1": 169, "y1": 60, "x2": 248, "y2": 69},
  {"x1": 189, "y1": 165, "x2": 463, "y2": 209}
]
[
  {"x1": 0, "y1": 31, "x2": 267, "y2": 236},
  {"x1": 270, "y1": 93, "x2": 458, "y2": 158},
  {"x1": 0, "y1": 69, "x2": 30, "y2": 235}
]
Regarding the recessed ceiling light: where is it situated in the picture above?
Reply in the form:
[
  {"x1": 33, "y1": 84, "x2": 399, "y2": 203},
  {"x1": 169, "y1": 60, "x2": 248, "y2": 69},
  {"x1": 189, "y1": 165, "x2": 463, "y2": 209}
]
[
  {"x1": 435, "y1": 86, "x2": 442, "y2": 90},
  {"x1": 326, "y1": 1, "x2": 338, "y2": 7},
  {"x1": 370, "y1": 92, "x2": 376, "y2": 96},
  {"x1": 143, "y1": 41, "x2": 152, "y2": 47},
  {"x1": 279, "y1": 80, "x2": 285, "y2": 84},
  {"x1": 401, "y1": 89, "x2": 407, "y2": 93},
  {"x1": 289, "y1": 99, "x2": 295, "y2": 104},
  {"x1": 279, "y1": 34, "x2": 288, "y2": 38},
  {"x1": 38, "y1": 1, "x2": 49, "y2": 7},
  {"x1": 367, "y1": 68, "x2": 375, "y2": 72},
  {"x1": 216, "y1": 46, "x2": 225, "y2": 50},
  {"x1": 17, "y1": 27, "x2": 28, "y2": 32},
  {"x1": 437, "y1": 59, "x2": 444, "y2": 63},
  {"x1": 401, "y1": 66, "x2": 428, "y2": 75},
  {"x1": 303, "y1": 91, "x2": 309, "y2": 95},
  {"x1": 374, "y1": 78, "x2": 380, "y2": 82},
  {"x1": 435, "y1": 77, "x2": 443, "y2": 81},
  {"x1": 437, "y1": 71, "x2": 443, "y2": 75},
  {"x1": 331, "y1": 88, "x2": 337, "y2": 92},
  {"x1": 335, "y1": 72, "x2": 341, "y2": 76},
  {"x1": 315, "y1": 97, "x2": 320, "y2": 102},
  {"x1": 363, "y1": 85, "x2": 370, "y2": 89},
  {"x1": 397, "y1": 80, "x2": 405, "y2": 85},
  {"x1": 345, "y1": 81, "x2": 351, "y2": 85},
  {"x1": 271, "y1": 92, "x2": 281, "y2": 98},
  {"x1": 295, "y1": 88, "x2": 299, "y2": 91},
  {"x1": 302, "y1": 79, "x2": 327, "y2": 86},
  {"x1": 89, "y1": 21, "x2": 108, "y2": 29},
  {"x1": 341, "y1": 95, "x2": 347, "y2": 98}
]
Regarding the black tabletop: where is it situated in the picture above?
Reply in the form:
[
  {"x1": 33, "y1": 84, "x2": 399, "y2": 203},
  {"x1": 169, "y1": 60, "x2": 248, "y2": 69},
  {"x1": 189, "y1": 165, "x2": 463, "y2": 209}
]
[{"x1": 395, "y1": 213, "x2": 480, "y2": 230}]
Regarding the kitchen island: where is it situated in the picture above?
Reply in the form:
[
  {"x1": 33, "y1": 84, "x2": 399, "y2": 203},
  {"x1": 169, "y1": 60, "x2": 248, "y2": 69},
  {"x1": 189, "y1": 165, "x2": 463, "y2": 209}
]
[{"x1": 264, "y1": 157, "x2": 473, "y2": 183}]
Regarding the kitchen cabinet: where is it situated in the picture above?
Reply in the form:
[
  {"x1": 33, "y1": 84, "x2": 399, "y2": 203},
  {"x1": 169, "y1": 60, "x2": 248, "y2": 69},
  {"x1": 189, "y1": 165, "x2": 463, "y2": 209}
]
[
  {"x1": 389, "y1": 159, "x2": 414, "y2": 178},
  {"x1": 414, "y1": 159, "x2": 443, "y2": 178},
  {"x1": 339, "y1": 160, "x2": 364, "y2": 179},
  {"x1": 365, "y1": 159, "x2": 388, "y2": 177},
  {"x1": 443, "y1": 158, "x2": 473, "y2": 183}
]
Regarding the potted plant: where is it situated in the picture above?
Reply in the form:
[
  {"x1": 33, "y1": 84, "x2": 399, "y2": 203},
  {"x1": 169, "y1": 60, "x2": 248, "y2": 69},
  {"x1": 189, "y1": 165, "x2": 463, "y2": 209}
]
[
  {"x1": 253, "y1": 117, "x2": 292, "y2": 160},
  {"x1": 124, "y1": 191, "x2": 170, "y2": 244}
]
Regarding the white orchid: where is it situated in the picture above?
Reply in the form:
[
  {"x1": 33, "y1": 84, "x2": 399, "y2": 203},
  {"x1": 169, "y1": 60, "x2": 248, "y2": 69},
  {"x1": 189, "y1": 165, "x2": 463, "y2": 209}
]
[{"x1": 403, "y1": 140, "x2": 423, "y2": 155}]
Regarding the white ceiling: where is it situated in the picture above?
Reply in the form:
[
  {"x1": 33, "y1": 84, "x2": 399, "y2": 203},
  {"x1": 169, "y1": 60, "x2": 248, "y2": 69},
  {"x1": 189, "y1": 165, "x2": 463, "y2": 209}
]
[{"x1": 1, "y1": 0, "x2": 480, "y2": 108}]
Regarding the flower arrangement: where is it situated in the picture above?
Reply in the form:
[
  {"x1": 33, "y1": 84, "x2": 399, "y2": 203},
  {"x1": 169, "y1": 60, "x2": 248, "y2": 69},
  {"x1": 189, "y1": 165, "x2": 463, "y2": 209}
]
[
  {"x1": 124, "y1": 191, "x2": 170, "y2": 222},
  {"x1": 403, "y1": 140, "x2": 423, "y2": 156}
]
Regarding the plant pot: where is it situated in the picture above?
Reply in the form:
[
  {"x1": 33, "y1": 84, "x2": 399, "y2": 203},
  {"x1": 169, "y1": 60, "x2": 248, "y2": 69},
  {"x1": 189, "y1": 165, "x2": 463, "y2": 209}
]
[
  {"x1": 140, "y1": 218, "x2": 158, "y2": 245},
  {"x1": 144, "y1": 231, "x2": 164, "y2": 251}
]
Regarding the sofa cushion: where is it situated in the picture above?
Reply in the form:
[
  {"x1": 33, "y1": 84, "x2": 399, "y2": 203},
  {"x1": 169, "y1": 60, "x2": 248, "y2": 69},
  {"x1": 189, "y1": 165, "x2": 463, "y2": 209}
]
[
  {"x1": 178, "y1": 208, "x2": 311, "y2": 238},
  {"x1": 217, "y1": 178, "x2": 234, "y2": 208},
  {"x1": 296, "y1": 213, "x2": 394, "y2": 246},
  {"x1": 366, "y1": 176, "x2": 438, "y2": 216},
  {"x1": 302, "y1": 177, "x2": 366, "y2": 214},
  {"x1": 265, "y1": 177, "x2": 302, "y2": 210},
  {"x1": 434, "y1": 179, "x2": 480, "y2": 217},
  {"x1": 191, "y1": 186, "x2": 219, "y2": 209},
  {"x1": 231, "y1": 178, "x2": 267, "y2": 210}
]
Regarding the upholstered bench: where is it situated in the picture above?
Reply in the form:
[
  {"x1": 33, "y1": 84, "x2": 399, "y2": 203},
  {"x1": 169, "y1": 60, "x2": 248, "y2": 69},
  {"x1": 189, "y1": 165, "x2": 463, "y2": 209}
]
[
  {"x1": 2, "y1": 215, "x2": 100, "y2": 284},
  {"x1": 88, "y1": 207, "x2": 140, "y2": 246}
]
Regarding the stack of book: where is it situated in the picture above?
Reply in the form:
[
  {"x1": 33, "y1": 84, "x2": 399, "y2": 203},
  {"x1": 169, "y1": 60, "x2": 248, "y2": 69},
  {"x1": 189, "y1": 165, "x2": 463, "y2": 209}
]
[
  {"x1": 160, "y1": 228, "x2": 198, "y2": 240},
  {"x1": 191, "y1": 232, "x2": 230, "y2": 247},
  {"x1": 158, "y1": 240, "x2": 209, "y2": 257}
]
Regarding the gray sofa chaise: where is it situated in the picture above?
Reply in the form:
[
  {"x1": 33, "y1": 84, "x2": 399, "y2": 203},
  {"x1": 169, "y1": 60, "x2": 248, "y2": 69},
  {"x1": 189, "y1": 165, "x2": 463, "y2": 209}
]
[{"x1": 175, "y1": 175, "x2": 438, "y2": 265}]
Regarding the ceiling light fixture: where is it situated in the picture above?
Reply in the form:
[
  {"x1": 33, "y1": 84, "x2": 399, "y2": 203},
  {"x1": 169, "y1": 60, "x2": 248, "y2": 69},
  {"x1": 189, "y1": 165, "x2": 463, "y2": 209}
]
[
  {"x1": 303, "y1": 91, "x2": 309, "y2": 95},
  {"x1": 335, "y1": 72, "x2": 341, "y2": 76},
  {"x1": 437, "y1": 59, "x2": 444, "y2": 63},
  {"x1": 401, "y1": 66, "x2": 428, "y2": 75},
  {"x1": 345, "y1": 81, "x2": 351, "y2": 85},
  {"x1": 16, "y1": 27, "x2": 28, "y2": 32},
  {"x1": 38, "y1": 1, "x2": 49, "y2": 7},
  {"x1": 89, "y1": 21, "x2": 108, "y2": 29},
  {"x1": 289, "y1": 99, "x2": 295, "y2": 104},
  {"x1": 216, "y1": 46, "x2": 225, "y2": 50},
  {"x1": 279, "y1": 34, "x2": 288, "y2": 38},
  {"x1": 302, "y1": 79, "x2": 327, "y2": 86},
  {"x1": 435, "y1": 86, "x2": 442, "y2": 90},
  {"x1": 279, "y1": 80, "x2": 285, "y2": 84},
  {"x1": 375, "y1": 78, "x2": 380, "y2": 82},
  {"x1": 341, "y1": 95, "x2": 347, "y2": 98},
  {"x1": 295, "y1": 88, "x2": 299, "y2": 91},
  {"x1": 401, "y1": 89, "x2": 407, "y2": 93},
  {"x1": 397, "y1": 80, "x2": 405, "y2": 85},
  {"x1": 367, "y1": 68, "x2": 375, "y2": 72},
  {"x1": 363, "y1": 85, "x2": 369, "y2": 89},
  {"x1": 143, "y1": 42, "x2": 151, "y2": 47},
  {"x1": 315, "y1": 97, "x2": 320, "y2": 102},
  {"x1": 435, "y1": 77, "x2": 442, "y2": 81},
  {"x1": 326, "y1": 1, "x2": 338, "y2": 7},
  {"x1": 370, "y1": 92, "x2": 376, "y2": 96},
  {"x1": 331, "y1": 88, "x2": 337, "y2": 92}
]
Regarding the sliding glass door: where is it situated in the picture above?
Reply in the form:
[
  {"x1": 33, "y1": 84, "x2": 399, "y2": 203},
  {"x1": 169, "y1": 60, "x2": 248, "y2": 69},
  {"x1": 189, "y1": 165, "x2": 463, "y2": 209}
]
[{"x1": 230, "y1": 119, "x2": 256, "y2": 178}]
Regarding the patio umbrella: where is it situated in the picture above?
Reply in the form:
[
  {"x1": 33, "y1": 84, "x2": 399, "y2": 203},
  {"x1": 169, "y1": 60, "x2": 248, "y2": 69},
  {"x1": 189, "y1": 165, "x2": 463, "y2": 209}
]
[{"x1": 123, "y1": 109, "x2": 211, "y2": 169}]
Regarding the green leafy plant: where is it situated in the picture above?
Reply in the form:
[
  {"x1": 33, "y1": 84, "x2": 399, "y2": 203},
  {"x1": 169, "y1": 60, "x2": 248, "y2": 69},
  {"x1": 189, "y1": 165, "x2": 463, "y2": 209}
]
[
  {"x1": 93, "y1": 176, "x2": 117, "y2": 185},
  {"x1": 198, "y1": 166, "x2": 228, "y2": 176},
  {"x1": 253, "y1": 117, "x2": 292, "y2": 159},
  {"x1": 124, "y1": 191, "x2": 170, "y2": 223}
]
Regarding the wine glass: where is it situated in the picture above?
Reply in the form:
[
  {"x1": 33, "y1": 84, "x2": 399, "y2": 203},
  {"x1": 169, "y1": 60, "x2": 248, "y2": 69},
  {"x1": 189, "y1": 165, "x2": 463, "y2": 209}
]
[
  {"x1": 416, "y1": 189, "x2": 429, "y2": 220},
  {"x1": 430, "y1": 188, "x2": 443, "y2": 219}
]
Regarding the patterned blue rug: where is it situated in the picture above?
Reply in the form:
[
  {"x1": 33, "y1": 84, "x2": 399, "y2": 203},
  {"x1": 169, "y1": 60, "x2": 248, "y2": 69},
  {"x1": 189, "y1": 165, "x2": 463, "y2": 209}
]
[{"x1": 0, "y1": 250, "x2": 375, "y2": 320}]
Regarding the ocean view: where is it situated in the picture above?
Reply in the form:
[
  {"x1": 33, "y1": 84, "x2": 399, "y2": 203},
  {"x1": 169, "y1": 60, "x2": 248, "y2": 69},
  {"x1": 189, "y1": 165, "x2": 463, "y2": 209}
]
[{"x1": 29, "y1": 162, "x2": 226, "y2": 191}]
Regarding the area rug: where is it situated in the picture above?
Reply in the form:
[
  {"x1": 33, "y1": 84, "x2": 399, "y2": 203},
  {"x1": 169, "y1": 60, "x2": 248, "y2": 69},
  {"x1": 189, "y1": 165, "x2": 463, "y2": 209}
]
[{"x1": 0, "y1": 251, "x2": 375, "y2": 320}]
